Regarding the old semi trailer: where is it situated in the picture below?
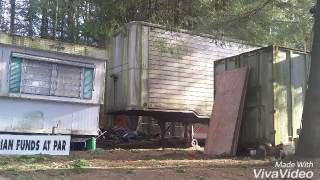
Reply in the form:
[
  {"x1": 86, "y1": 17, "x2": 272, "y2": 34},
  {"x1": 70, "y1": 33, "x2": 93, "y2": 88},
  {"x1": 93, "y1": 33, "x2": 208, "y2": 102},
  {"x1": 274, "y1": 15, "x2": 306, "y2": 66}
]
[{"x1": 105, "y1": 21, "x2": 256, "y2": 140}]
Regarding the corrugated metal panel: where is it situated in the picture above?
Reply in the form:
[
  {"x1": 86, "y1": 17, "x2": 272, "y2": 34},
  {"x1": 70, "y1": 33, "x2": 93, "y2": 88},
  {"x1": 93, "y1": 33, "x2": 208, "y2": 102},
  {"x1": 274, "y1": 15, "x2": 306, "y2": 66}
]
[
  {"x1": 214, "y1": 48, "x2": 274, "y2": 144},
  {"x1": 273, "y1": 49, "x2": 290, "y2": 144},
  {"x1": 214, "y1": 46, "x2": 310, "y2": 145},
  {"x1": 290, "y1": 52, "x2": 309, "y2": 139}
]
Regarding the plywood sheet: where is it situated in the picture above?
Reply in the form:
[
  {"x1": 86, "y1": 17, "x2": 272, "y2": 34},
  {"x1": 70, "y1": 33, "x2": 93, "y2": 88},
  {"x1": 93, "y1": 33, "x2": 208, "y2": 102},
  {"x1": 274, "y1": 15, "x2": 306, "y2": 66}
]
[{"x1": 204, "y1": 67, "x2": 249, "y2": 156}]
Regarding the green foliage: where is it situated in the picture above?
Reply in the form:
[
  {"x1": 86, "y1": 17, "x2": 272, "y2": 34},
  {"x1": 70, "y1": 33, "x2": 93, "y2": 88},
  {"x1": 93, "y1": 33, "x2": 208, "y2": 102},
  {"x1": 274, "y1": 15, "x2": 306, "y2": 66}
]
[
  {"x1": 193, "y1": 0, "x2": 314, "y2": 50},
  {"x1": 1, "y1": 0, "x2": 315, "y2": 50}
]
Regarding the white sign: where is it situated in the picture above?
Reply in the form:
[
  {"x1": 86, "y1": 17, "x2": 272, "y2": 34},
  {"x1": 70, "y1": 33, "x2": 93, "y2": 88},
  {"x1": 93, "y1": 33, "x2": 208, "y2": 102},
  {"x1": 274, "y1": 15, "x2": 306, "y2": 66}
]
[{"x1": 0, "y1": 134, "x2": 70, "y2": 155}]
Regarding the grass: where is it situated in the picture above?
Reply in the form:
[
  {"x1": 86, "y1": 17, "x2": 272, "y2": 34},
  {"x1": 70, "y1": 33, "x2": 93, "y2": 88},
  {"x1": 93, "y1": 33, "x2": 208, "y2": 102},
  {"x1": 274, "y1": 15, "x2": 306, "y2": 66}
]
[
  {"x1": 0, "y1": 160, "x2": 9, "y2": 166},
  {"x1": 70, "y1": 159, "x2": 89, "y2": 173},
  {"x1": 17, "y1": 155, "x2": 52, "y2": 164}
]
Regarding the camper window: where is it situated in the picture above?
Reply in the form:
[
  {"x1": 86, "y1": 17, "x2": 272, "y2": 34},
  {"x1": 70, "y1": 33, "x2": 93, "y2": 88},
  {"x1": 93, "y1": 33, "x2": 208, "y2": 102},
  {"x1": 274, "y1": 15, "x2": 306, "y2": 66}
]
[{"x1": 9, "y1": 56, "x2": 94, "y2": 99}]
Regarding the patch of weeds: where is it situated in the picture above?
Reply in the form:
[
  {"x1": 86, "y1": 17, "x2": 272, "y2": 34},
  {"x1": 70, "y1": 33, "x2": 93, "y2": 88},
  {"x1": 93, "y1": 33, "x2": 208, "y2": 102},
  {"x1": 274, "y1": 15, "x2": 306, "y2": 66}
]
[
  {"x1": 0, "y1": 160, "x2": 9, "y2": 166},
  {"x1": 17, "y1": 155, "x2": 50, "y2": 164},
  {"x1": 70, "y1": 159, "x2": 89, "y2": 173},
  {"x1": 5, "y1": 168, "x2": 19, "y2": 176},
  {"x1": 6, "y1": 167, "x2": 17, "y2": 172},
  {"x1": 176, "y1": 167, "x2": 186, "y2": 173}
]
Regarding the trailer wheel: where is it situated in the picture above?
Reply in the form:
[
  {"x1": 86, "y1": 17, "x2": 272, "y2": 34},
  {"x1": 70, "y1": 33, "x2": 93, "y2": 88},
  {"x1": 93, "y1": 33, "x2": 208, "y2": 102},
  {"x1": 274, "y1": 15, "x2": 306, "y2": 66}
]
[{"x1": 191, "y1": 139, "x2": 198, "y2": 147}]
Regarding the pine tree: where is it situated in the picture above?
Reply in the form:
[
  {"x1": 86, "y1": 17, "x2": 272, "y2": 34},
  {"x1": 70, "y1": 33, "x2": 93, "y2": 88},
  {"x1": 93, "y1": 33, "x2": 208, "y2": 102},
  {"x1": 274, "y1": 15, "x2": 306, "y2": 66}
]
[
  {"x1": 9, "y1": 0, "x2": 15, "y2": 34},
  {"x1": 297, "y1": 0, "x2": 320, "y2": 157}
]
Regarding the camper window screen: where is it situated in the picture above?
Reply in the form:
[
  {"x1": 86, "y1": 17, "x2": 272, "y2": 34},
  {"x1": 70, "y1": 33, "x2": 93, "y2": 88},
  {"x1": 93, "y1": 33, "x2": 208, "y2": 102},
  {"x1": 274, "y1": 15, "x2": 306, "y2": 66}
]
[{"x1": 9, "y1": 57, "x2": 94, "y2": 99}]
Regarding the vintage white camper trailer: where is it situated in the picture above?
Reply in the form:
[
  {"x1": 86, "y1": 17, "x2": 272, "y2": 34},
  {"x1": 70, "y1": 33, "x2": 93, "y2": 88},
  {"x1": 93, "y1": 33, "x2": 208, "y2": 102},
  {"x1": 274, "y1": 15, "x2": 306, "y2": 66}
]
[{"x1": 0, "y1": 33, "x2": 107, "y2": 135}]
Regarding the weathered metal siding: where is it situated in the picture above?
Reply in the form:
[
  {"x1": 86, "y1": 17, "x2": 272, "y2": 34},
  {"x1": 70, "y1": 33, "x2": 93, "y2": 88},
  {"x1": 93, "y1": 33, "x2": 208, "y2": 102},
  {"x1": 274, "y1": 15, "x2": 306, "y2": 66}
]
[
  {"x1": 106, "y1": 21, "x2": 256, "y2": 116},
  {"x1": 0, "y1": 42, "x2": 107, "y2": 135},
  {"x1": 214, "y1": 46, "x2": 310, "y2": 145},
  {"x1": 290, "y1": 51, "x2": 310, "y2": 140},
  {"x1": 0, "y1": 33, "x2": 107, "y2": 59},
  {"x1": 0, "y1": 98, "x2": 99, "y2": 135},
  {"x1": 273, "y1": 48, "x2": 310, "y2": 144},
  {"x1": 106, "y1": 24, "x2": 137, "y2": 112}
]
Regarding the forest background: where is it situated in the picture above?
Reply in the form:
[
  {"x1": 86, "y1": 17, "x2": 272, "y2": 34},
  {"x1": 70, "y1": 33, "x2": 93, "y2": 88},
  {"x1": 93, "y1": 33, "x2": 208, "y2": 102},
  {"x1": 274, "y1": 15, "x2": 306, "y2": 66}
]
[{"x1": 0, "y1": 0, "x2": 314, "y2": 50}]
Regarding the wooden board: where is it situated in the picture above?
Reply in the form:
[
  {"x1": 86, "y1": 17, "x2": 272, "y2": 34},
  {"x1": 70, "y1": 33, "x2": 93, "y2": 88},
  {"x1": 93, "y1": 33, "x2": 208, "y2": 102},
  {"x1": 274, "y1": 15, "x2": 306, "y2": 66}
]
[{"x1": 204, "y1": 67, "x2": 249, "y2": 156}]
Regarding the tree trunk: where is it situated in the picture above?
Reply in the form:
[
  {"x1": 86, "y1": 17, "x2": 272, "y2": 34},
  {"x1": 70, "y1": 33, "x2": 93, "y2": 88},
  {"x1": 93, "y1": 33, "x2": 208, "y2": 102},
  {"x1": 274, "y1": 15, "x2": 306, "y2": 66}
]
[
  {"x1": 67, "y1": 0, "x2": 75, "y2": 43},
  {"x1": 9, "y1": 0, "x2": 15, "y2": 34},
  {"x1": 75, "y1": 1, "x2": 80, "y2": 42},
  {"x1": 173, "y1": 0, "x2": 179, "y2": 26},
  {"x1": 52, "y1": 0, "x2": 59, "y2": 39},
  {"x1": 297, "y1": 0, "x2": 320, "y2": 157},
  {"x1": 27, "y1": 0, "x2": 35, "y2": 36},
  {"x1": 59, "y1": 1, "x2": 66, "y2": 41},
  {"x1": 40, "y1": 3, "x2": 49, "y2": 38},
  {"x1": 0, "y1": 0, "x2": 3, "y2": 31}
]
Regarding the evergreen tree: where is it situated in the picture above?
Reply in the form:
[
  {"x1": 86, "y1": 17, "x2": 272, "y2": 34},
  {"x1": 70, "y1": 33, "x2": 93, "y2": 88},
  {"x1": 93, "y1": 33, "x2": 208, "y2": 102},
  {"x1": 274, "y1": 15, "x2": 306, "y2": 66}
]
[{"x1": 0, "y1": 0, "x2": 314, "y2": 49}]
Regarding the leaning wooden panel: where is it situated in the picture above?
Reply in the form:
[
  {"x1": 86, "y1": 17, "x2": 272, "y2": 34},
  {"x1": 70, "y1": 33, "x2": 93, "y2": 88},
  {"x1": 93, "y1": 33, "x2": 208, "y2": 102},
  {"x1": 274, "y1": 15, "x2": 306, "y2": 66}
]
[{"x1": 205, "y1": 67, "x2": 249, "y2": 156}]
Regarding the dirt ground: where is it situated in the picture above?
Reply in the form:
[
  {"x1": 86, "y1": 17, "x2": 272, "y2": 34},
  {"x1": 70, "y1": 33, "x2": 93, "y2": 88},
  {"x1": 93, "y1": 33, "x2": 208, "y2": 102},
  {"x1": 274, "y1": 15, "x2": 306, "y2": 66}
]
[{"x1": 0, "y1": 148, "x2": 318, "y2": 180}]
